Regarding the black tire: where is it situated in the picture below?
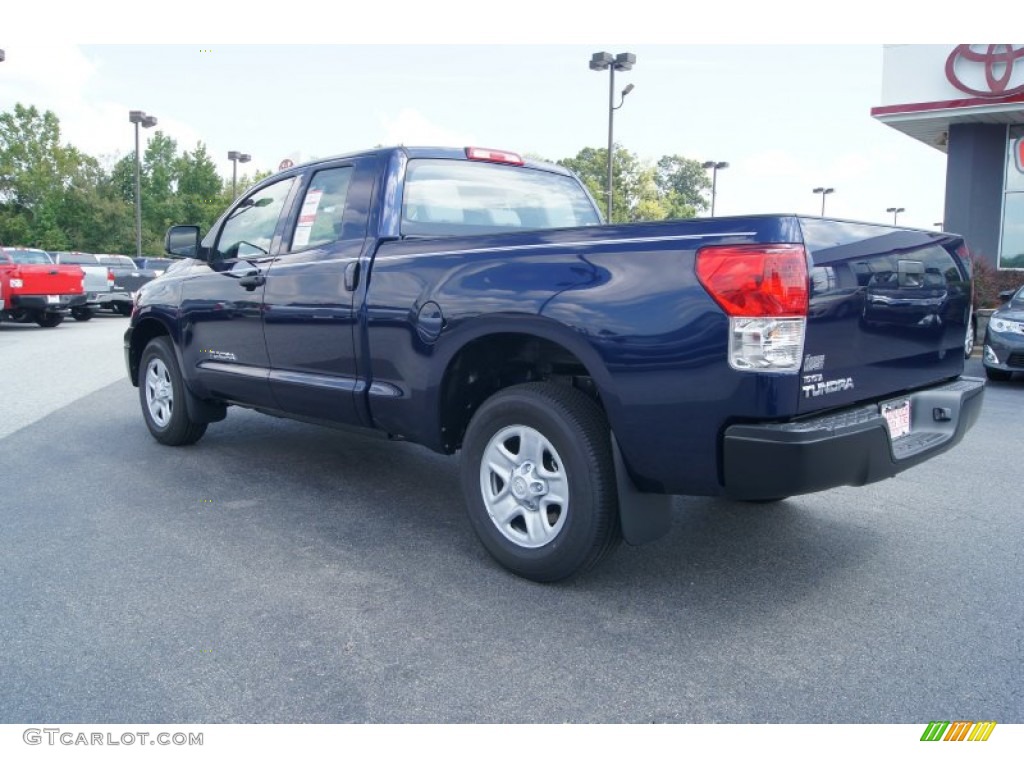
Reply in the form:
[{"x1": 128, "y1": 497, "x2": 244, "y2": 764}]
[
  {"x1": 138, "y1": 336, "x2": 208, "y2": 446},
  {"x1": 985, "y1": 366, "x2": 1012, "y2": 382},
  {"x1": 71, "y1": 307, "x2": 93, "y2": 322},
  {"x1": 116, "y1": 302, "x2": 133, "y2": 317},
  {"x1": 35, "y1": 312, "x2": 63, "y2": 328},
  {"x1": 459, "y1": 382, "x2": 621, "y2": 582}
]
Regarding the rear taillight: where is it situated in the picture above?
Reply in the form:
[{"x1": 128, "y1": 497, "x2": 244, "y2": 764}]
[
  {"x1": 696, "y1": 244, "x2": 809, "y2": 372},
  {"x1": 107, "y1": 269, "x2": 115, "y2": 287}
]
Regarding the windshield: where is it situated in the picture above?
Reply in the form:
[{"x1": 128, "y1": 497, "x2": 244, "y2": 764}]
[
  {"x1": 401, "y1": 159, "x2": 600, "y2": 237},
  {"x1": 4, "y1": 248, "x2": 52, "y2": 264}
]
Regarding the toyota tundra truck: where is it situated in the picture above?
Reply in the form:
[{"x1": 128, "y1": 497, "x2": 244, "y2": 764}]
[
  {"x1": 124, "y1": 146, "x2": 985, "y2": 581},
  {"x1": 0, "y1": 246, "x2": 86, "y2": 327}
]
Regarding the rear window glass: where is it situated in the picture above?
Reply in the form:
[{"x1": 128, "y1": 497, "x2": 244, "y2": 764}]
[
  {"x1": 56, "y1": 253, "x2": 97, "y2": 264},
  {"x1": 401, "y1": 159, "x2": 600, "y2": 237},
  {"x1": 4, "y1": 248, "x2": 52, "y2": 264},
  {"x1": 98, "y1": 256, "x2": 134, "y2": 267}
]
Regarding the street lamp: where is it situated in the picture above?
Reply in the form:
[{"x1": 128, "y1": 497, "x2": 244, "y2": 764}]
[
  {"x1": 703, "y1": 161, "x2": 729, "y2": 217},
  {"x1": 590, "y1": 51, "x2": 636, "y2": 222},
  {"x1": 129, "y1": 110, "x2": 158, "y2": 260},
  {"x1": 227, "y1": 151, "x2": 252, "y2": 199},
  {"x1": 886, "y1": 206, "x2": 905, "y2": 225},
  {"x1": 812, "y1": 186, "x2": 834, "y2": 217}
]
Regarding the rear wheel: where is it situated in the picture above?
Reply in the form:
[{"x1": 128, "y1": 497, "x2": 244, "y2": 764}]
[
  {"x1": 35, "y1": 313, "x2": 63, "y2": 328},
  {"x1": 139, "y1": 336, "x2": 208, "y2": 445},
  {"x1": 985, "y1": 366, "x2": 1012, "y2": 382},
  {"x1": 115, "y1": 302, "x2": 133, "y2": 317},
  {"x1": 71, "y1": 307, "x2": 93, "y2": 322},
  {"x1": 460, "y1": 382, "x2": 621, "y2": 582}
]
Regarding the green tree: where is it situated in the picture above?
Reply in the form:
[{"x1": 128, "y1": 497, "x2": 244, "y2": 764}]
[
  {"x1": 558, "y1": 146, "x2": 709, "y2": 223},
  {"x1": 0, "y1": 104, "x2": 77, "y2": 246},
  {"x1": 655, "y1": 155, "x2": 711, "y2": 218},
  {"x1": 59, "y1": 153, "x2": 133, "y2": 253},
  {"x1": 559, "y1": 145, "x2": 652, "y2": 223},
  {"x1": 177, "y1": 142, "x2": 228, "y2": 231}
]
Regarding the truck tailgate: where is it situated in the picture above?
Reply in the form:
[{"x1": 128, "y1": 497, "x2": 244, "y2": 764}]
[
  {"x1": 797, "y1": 219, "x2": 970, "y2": 415},
  {"x1": 10, "y1": 265, "x2": 85, "y2": 296}
]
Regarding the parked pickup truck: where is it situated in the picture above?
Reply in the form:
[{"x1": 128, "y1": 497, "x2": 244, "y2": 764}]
[
  {"x1": 98, "y1": 254, "x2": 160, "y2": 315},
  {"x1": 124, "y1": 146, "x2": 985, "y2": 581},
  {"x1": 0, "y1": 246, "x2": 85, "y2": 327},
  {"x1": 53, "y1": 252, "x2": 122, "y2": 320}
]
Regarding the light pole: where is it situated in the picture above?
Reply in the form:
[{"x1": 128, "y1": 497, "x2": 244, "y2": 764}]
[
  {"x1": 812, "y1": 186, "x2": 834, "y2": 216},
  {"x1": 227, "y1": 151, "x2": 251, "y2": 199},
  {"x1": 933, "y1": 221, "x2": 944, "y2": 230},
  {"x1": 590, "y1": 51, "x2": 636, "y2": 223},
  {"x1": 129, "y1": 110, "x2": 158, "y2": 260},
  {"x1": 886, "y1": 206, "x2": 905, "y2": 225},
  {"x1": 0, "y1": 49, "x2": 6, "y2": 62},
  {"x1": 703, "y1": 161, "x2": 728, "y2": 217}
]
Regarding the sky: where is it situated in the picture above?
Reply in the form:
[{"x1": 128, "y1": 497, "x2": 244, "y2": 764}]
[{"x1": 1, "y1": 3, "x2": 1016, "y2": 232}]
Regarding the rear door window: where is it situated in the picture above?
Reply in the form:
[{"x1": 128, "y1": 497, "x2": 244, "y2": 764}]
[{"x1": 289, "y1": 166, "x2": 356, "y2": 251}]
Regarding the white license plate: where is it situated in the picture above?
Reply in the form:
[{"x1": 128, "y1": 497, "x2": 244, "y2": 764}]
[
  {"x1": 46, "y1": 295, "x2": 60, "y2": 304},
  {"x1": 881, "y1": 400, "x2": 911, "y2": 440}
]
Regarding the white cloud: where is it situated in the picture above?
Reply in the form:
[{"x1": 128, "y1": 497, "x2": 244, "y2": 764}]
[
  {"x1": 378, "y1": 108, "x2": 476, "y2": 148},
  {"x1": 0, "y1": 45, "x2": 206, "y2": 170}
]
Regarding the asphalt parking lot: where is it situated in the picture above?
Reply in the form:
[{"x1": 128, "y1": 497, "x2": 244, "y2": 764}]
[{"x1": 1, "y1": 315, "x2": 1021, "y2": 723}]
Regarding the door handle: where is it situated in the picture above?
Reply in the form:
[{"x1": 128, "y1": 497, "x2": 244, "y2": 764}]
[
  {"x1": 344, "y1": 262, "x2": 360, "y2": 292},
  {"x1": 238, "y1": 274, "x2": 266, "y2": 291}
]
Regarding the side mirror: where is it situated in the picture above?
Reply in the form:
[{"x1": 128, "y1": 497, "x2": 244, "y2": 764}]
[
  {"x1": 165, "y1": 225, "x2": 202, "y2": 259},
  {"x1": 998, "y1": 289, "x2": 1015, "y2": 302}
]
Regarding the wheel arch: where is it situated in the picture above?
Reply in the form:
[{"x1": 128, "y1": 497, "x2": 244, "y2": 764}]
[
  {"x1": 127, "y1": 315, "x2": 174, "y2": 386},
  {"x1": 434, "y1": 315, "x2": 616, "y2": 454}
]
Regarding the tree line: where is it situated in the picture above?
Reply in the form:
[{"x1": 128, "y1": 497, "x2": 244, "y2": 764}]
[
  {"x1": 0, "y1": 102, "x2": 712, "y2": 255},
  {"x1": 0, "y1": 104, "x2": 272, "y2": 255}
]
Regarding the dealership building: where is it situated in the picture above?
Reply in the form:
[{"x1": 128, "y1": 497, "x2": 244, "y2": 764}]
[{"x1": 872, "y1": 44, "x2": 1024, "y2": 270}]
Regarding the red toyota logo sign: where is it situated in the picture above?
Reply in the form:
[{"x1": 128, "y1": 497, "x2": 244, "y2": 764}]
[{"x1": 945, "y1": 44, "x2": 1024, "y2": 99}]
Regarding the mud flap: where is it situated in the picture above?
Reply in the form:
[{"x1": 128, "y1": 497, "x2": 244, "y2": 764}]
[{"x1": 612, "y1": 433, "x2": 672, "y2": 546}]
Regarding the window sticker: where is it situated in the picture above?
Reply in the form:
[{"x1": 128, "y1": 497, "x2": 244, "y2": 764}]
[{"x1": 293, "y1": 188, "x2": 324, "y2": 249}]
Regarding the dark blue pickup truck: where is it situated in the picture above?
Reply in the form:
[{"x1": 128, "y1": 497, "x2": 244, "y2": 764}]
[{"x1": 124, "y1": 146, "x2": 985, "y2": 581}]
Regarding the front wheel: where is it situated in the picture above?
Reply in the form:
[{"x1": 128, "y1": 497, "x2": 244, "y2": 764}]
[
  {"x1": 35, "y1": 312, "x2": 63, "y2": 328},
  {"x1": 115, "y1": 302, "x2": 133, "y2": 317},
  {"x1": 459, "y1": 383, "x2": 621, "y2": 582},
  {"x1": 139, "y1": 336, "x2": 208, "y2": 445},
  {"x1": 71, "y1": 307, "x2": 93, "y2": 322}
]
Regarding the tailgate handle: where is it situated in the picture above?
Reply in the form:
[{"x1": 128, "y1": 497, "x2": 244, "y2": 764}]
[{"x1": 344, "y1": 262, "x2": 360, "y2": 292}]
